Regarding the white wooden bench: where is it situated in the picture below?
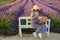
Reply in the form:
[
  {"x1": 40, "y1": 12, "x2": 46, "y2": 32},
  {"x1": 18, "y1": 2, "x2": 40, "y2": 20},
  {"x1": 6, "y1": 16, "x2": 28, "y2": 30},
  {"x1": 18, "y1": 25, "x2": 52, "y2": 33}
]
[{"x1": 18, "y1": 16, "x2": 51, "y2": 37}]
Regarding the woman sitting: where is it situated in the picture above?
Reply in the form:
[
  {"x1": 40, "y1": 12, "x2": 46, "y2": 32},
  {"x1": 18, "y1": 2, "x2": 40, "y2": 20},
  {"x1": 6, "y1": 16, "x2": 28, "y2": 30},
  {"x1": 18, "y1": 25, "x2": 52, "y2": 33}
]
[{"x1": 30, "y1": 5, "x2": 47, "y2": 39}]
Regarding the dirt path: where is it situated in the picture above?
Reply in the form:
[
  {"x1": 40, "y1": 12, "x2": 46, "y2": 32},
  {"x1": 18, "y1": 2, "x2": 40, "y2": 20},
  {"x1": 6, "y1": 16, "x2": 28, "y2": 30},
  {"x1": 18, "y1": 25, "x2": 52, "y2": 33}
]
[{"x1": 0, "y1": 32, "x2": 60, "y2": 40}]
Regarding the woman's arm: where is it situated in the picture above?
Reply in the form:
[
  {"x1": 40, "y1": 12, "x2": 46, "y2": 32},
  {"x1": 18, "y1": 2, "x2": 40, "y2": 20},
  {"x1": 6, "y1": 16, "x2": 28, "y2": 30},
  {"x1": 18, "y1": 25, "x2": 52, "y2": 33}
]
[
  {"x1": 32, "y1": 16, "x2": 38, "y2": 20},
  {"x1": 30, "y1": 12, "x2": 38, "y2": 20},
  {"x1": 30, "y1": 12, "x2": 33, "y2": 20}
]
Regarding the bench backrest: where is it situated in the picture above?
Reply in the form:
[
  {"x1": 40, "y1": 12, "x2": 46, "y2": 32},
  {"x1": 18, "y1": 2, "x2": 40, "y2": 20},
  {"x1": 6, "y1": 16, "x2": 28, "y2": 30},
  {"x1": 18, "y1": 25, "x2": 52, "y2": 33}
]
[{"x1": 19, "y1": 17, "x2": 51, "y2": 28}]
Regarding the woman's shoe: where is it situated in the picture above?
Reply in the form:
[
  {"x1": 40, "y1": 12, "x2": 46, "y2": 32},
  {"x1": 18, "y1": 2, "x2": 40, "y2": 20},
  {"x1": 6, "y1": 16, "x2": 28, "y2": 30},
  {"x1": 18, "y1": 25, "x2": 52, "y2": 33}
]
[
  {"x1": 32, "y1": 32, "x2": 37, "y2": 38},
  {"x1": 38, "y1": 33, "x2": 42, "y2": 39}
]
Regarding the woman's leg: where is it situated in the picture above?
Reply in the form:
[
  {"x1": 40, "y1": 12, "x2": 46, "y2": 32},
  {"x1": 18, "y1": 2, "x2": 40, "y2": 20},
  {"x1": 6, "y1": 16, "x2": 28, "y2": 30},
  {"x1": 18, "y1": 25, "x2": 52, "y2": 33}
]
[
  {"x1": 35, "y1": 26, "x2": 42, "y2": 33},
  {"x1": 38, "y1": 24, "x2": 47, "y2": 33},
  {"x1": 32, "y1": 27, "x2": 42, "y2": 38},
  {"x1": 38, "y1": 24, "x2": 47, "y2": 39},
  {"x1": 33, "y1": 25, "x2": 42, "y2": 39},
  {"x1": 32, "y1": 20, "x2": 38, "y2": 38}
]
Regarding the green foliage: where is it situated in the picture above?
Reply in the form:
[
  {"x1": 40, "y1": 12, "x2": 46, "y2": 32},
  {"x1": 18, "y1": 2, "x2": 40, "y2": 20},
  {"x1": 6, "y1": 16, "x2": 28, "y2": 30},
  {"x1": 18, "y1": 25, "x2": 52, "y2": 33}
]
[
  {"x1": 51, "y1": 19, "x2": 60, "y2": 28},
  {"x1": 0, "y1": 17, "x2": 12, "y2": 35},
  {"x1": 21, "y1": 19, "x2": 26, "y2": 25},
  {"x1": 0, "y1": 0, "x2": 16, "y2": 5},
  {"x1": 47, "y1": 12, "x2": 60, "y2": 29},
  {"x1": 0, "y1": 12, "x2": 18, "y2": 35},
  {"x1": 21, "y1": 19, "x2": 31, "y2": 25}
]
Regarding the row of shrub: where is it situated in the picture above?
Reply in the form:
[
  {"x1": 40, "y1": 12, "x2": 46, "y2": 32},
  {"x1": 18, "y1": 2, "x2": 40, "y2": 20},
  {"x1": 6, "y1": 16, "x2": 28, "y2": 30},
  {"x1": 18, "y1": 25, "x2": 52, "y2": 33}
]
[
  {"x1": 50, "y1": 19, "x2": 60, "y2": 33},
  {"x1": 0, "y1": 12, "x2": 18, "y2": 35},
  {"x1": 47, "y1": 12, "x2": 60, "y2": 33},
  {"x1": 0, "y1": 17, "x2": 12, "y2": 35}
]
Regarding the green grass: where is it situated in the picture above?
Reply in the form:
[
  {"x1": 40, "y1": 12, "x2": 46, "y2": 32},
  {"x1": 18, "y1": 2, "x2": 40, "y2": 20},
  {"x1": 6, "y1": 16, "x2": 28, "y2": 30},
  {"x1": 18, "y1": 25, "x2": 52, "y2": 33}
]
[
  {"x1": 21, "y1": 19, "x2": 26, "y2": 25},
  {"x1": 0, "y1": 0, "x2": 16, "y2": 5}
]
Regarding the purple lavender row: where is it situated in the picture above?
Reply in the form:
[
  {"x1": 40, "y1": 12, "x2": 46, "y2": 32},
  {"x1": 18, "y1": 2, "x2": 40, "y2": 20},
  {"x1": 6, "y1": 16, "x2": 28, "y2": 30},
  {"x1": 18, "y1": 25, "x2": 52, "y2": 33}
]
[{"x1": 33, "y1": 0, "x2": 59, "y2": 14}]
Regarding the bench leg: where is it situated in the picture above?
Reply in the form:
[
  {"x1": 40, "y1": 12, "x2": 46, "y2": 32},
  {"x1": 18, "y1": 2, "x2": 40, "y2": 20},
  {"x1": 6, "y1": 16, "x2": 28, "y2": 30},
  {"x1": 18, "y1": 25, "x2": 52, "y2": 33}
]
[
  {"x1": 19, "y1": 28, "x2": 22, "y2": 37},
  {"x1": 47, "y1": 27, "x2": 50, "y2": 37}
]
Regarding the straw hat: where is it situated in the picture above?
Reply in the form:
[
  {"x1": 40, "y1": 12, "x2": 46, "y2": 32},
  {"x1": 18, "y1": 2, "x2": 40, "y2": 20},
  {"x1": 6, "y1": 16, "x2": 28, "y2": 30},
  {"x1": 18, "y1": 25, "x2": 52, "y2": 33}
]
[{"x1": 32, "y1": 5, "x2": 42, "y2": 11}]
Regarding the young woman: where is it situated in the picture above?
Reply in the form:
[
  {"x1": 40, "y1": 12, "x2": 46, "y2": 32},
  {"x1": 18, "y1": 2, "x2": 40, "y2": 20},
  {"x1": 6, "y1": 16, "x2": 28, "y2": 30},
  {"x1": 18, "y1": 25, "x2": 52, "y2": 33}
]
[{"x1": 30, "y1": 5, "x2": 47, "y2": 39}]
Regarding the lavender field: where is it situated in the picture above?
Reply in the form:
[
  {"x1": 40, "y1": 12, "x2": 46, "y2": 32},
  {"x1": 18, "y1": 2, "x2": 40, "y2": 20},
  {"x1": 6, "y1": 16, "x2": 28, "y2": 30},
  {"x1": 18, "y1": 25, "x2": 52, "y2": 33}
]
[
  {"x1": 0, "y1": 0, "x2": 60, "y2": 35},
  {"x1": 0, "y1": 0, "x2": 60, "y2": 16}
]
